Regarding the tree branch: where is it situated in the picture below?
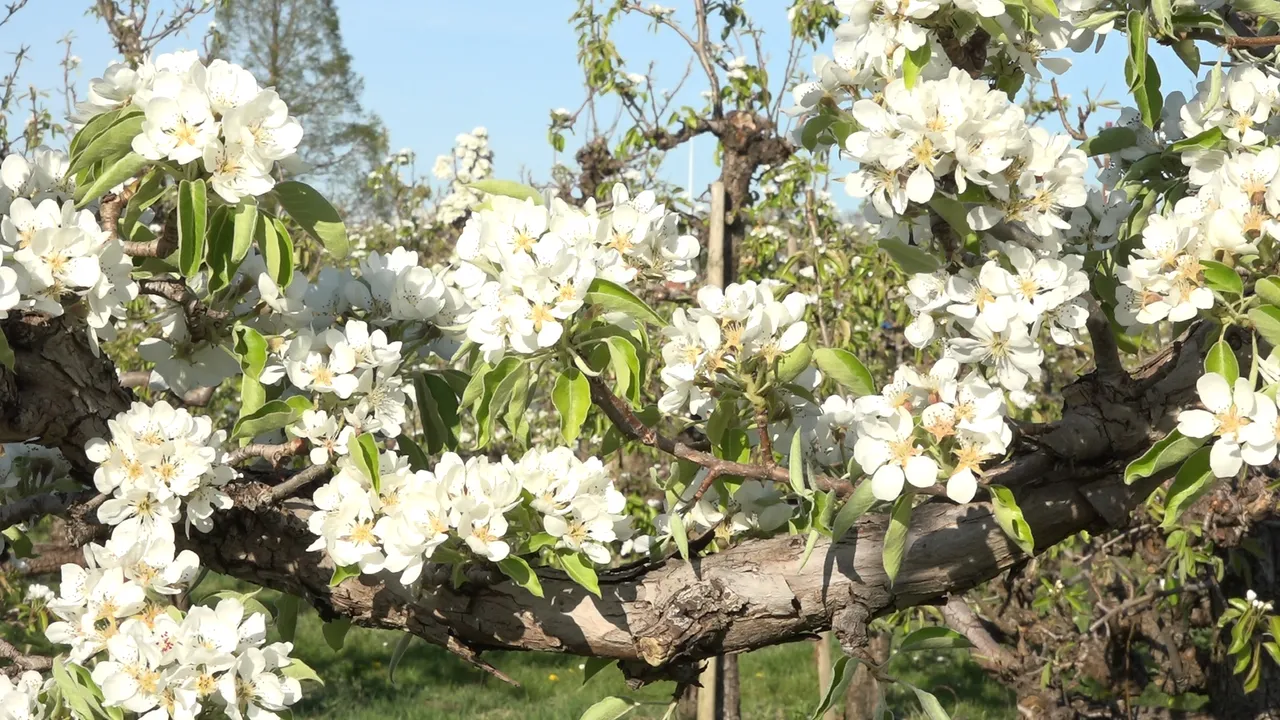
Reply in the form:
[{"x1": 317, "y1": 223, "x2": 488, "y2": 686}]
[
  {"x1": 0, "y1": 489, "x2": 96, "y2": 531},
  {"x1": 0, "y1": 637, "x2": 52, "y2": 677}
]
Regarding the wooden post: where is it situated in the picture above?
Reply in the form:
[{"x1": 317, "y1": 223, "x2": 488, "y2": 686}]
[
  {"x1": 707, "y1": 181, "x2": 726, "y2": 289},
  {"x1": 692, "y1": 180, "x2": 733, "y2": 720},
  {"x1": 815, "y1": 633, "x2": 836, "y2": 720}
]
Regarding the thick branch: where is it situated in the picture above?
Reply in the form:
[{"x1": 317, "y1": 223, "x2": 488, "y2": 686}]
[
  {"x1": 0, "y1": 638, "x2": 52, "y2": 677},
  {"x1": 0, "y1": 489, "x2": 95, "y2": 531}
]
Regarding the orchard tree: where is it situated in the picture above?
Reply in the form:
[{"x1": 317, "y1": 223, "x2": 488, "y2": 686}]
[{"x1": 8, "y1": 0, "x2": 1280, "y2": 719}]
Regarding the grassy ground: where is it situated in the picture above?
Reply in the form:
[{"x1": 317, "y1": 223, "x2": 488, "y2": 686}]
[{"x1": 199, "y1": 575, "x2": 1017, "y2": 720}]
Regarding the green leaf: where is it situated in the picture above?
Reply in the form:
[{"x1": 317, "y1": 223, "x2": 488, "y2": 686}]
[
  {"x1": 1080, "y1": 127, "x2": 1137, "y2": 156},
  {"x1": 233, "y1": 326, "x2": 269, "y2": 378},
  {"x1": 1206, "y1": 339, "x2": 1239, "y2": 384},
  {"x1": 903, "y1": 43, "x2": 931, "y2": 89},
  {"x1": 177, "y1": 179, "x2": 208, "y2": 278},
  {"x1": 353, "y1": 433, "x2": 381, "y2": 493},
  {"x1": 469, "y1": 179, "x2": 543, "y2": 204},
  {"x1": 911, "y1": 686, "x2": 953, "y2": 720},
  {"x1": 877, "y1": 238, "x2": 941, "y2": 274},
  {"x1": 883, "y1": 495, "x2": 912, "y2": 585},
  {"x1": 258, "y1": 212, "x2": 294, "y2": 288},
  {"x1": 389, "y1": 632, "x2": 414, "y2": 685},
  {"x1": 1161, "y1": 447, "x2": 1217, "y2": 528},
  {"x1": 397, "y1": 435, "x2": 432, "y2": 473},
  {"x1": 808, "y1": 654, "x2": 857, "y2": 720},
  {"x1": 53, "y1": 657, "x2": 104, "y2": 720},
  {"x1": 1172, "y1": 38, "x2": 1200, "y2": 75},
  {"x1": 669, "y1": 506, "x2": 690, "y2": 561},
  {"x1": 799, "y1": 527, "x2": 821, "y2": 571},
  {"x1": 74, "y1": 151, "x2": 149, "y2": 207},
  {"x1": 1124, "y1": 430, "x2": 1207, "y2": 484},
  {"x1": 2, "y1": 527, "x2": 32, "y2": 558},
  {"x1": 577, "y1": 697, "x2": 637, "y2": 720},
  {"x1": 322, "y1": 618, "x2": 352, "y2": 651},
  {"x1": 329, "y1": 564, "x2": 361, "y2": 587},
  {"x1": 1201, "y1": 260, "x2": 1242, "y2": 296},
  {"x1": 988, "y1": 485, "x2": 1036, "y2": 556},
  {"x1": 275, "y1": 595, "x2": 300, "y2": 643},
  {"x1": 559, "y1": 550, "x2": 602, "y2": 597},
  {"x1": 1231, "y1": 0, "x2": 1280, "y2": 21},
  {"x1": 70, "y1": 106, "x2": 128, "y2": 159},
  {"x1": 231, "y1": 399, "x2": 306, "y2": 440},
  {"x1": 497, "y1": 556, "x2": 545, "y2": 598},
  {"x1": 1256, "y1": 277, "x2": 1280, "y2": 307},
  {"x1": 928, "y1": 196, "x2": 978, "y2": 250},
  {"x1": 585, "y1": 278, "x2": 665, "y2": 326},
  {"x1": 582, "y1": 657, "x2": 613, "y2": 685},
  {"x1": 833, "y1": 480, "x2": 876, "y2": 542},
  {"x1": 1152, "y1": 0, "x2": 1173, "y2": 33},
  {"x1": 281, "y1": 658, "x2": 325, "y2": 686},
  {"x1": 1170, "y1": 127, "x2": 1223, "y2": 152},
  {"x1": 1027, "y1": 0, "x2": 1058, "y2": 17},
  {"x1": 1074, "y1": 9, "x2": 1123, "y2": 28},
  {"x1": 553, "y1": 368, "x2": 591, "y2": 444},
  {"x1": 899, "y1": 627, "x2": 974, "y2": 653},
  {"x1": 205, "y1": 206, "x2": 235, "y2": 293},
  {"x1": 0, "y1": 329, "x2": 14, "y2": 372},
  {"x1": 604, "y1": 335, "x2": 641, "y2": 401},
  {"x1": 813, "y1": 348, "x2": 876, "y2": 397},
  {"x1": 67, "y1": 110, "x2": 144, "y2": 176},
  {"x1": 1249, "y1": 305, "x2": 1280, "y2": 347},
  {"x1": 273, "y1": 180, "x2": 349, "y2": 258},
  {"x1": 777, "y1": 341, "x2": 813, "y2": 383},
  {"x1": 788, "y1": 431, "x2": 809, "y2": 496},
  {"x1": 232, "y1": 198, "x2": 258, "y2": 264}
]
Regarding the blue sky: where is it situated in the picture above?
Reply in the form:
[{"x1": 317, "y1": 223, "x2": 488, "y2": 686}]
[{"x1": 4, "y1": 1, "x2": 1210, "y2": 195}]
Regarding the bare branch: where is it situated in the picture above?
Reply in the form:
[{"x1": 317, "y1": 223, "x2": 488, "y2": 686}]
[
  {"x1": 225, "y1": 438, "x2": 307, "y2": 467},
  {"x1": 940, "y1": 596, "x2": 1019, "y2": 675},
  {"x1": 0, "y1": 637, "x2": 52, "y2": 677},
  {"x1": 0, "y1": 489, "x2": 97, "y2": 532},
  {"x1": 268, "y1": 464, "x2": 331, "y2": 503}
]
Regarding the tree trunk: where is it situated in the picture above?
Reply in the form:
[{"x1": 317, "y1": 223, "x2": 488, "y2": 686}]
[{"x1": 845, "y1": 633, "x2": 887, "y2": 720}]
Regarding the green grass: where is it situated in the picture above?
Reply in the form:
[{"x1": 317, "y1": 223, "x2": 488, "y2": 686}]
[{"x1": 208, "y1": 577, "x2": 1016, "y2": 720}]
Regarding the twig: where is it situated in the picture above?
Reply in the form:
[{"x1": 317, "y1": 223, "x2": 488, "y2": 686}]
[
  {"x1": 268, "y1": 464, "x2": 330, "y2": 503},
  {"x1": 1050, "y1": 79, "x2": 1088, "y2": 142},
  {"x1": 225, "y1": 438, "x2": 307, "y2": 467},
  {"x1": 0, "y1": 489, "x2": 96, "y2": 531},
  {"x1": 586, "y1": 375, "x2": 851, "y2": 496},
  {"x1": 1226, "y1": 34, "x2": 1280, "y2": 48},
  {"x1": 754, "y1": 406, "x2": 775, "y2": 467},
  {"x1": 940, "y1": 596, "x2": 1019, "y2": 673},
  {"x1": 1088, "y1": 581, "x2": 1209, "y2": 633},
  {"x1": 684, "y1": 467, "x2": 723, "y2": 509},
  {"x1": 0, "y1": 637, "x2": 52, "y2": 677}
]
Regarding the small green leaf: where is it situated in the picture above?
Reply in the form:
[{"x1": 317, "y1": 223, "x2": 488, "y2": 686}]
[
  {"x1": 469, "y1": 179, "x2": 543, "y2": 204},
  {"x1": 2, "y1": 527, "x2": 32, "y2": 558},
  {"x1": 1201, "y1": 260, "x2": 1242, "y2": 296},
  {"x1": 1206, "y1": 339, "x2": 1239, "y2": 384},
  {"x1": 553, "y1": 368, "x2": 591, "y2": 444},
  {"x1": 177, "y1": 179, "x2": 208, "y2": 277},
  {"x1": 1161, "y1": 446, "x2": 1216, "y2": 529},
  {"x1": 329, "y1": 564, "x2": 361, "y2": 587},
  {"x1": 911, "y1": 686, "x2": 953, "y2": 720},
  {"x1": 832, "y1": 480, "x2": 876, "y2": 542},
  {"x1": 604, "y1": 335, "x2": 641, "y2": 401},
  {"x1": 74, "y1": 151, "x2": 149, "y2": 207},
  {"x1": 232, "y1": 198, "x2": 258, "y2": 264},
  {"x1": 669, "y1": 506, "x2": 690, "y2": 562},
  {"x1": 1172, "y1": 38, "x2": 1200, "y2": 75},
  {"x1": 257, "y1": 212, "x2": 294, "y2": 288},
  {"x1": 233, "y1": 326, "x2": 269, "y2": 379},
  {"x1": 322, "y1": 618, "x2": 352, "y2": 650},
  {"x1": 988, "y1": 485, "x2": 1035, "y2": 556},
  {"x1": 777, "y1": 341, "x2": 813, "y2": 383},
  {"x1": 389, "y1": 632, "x2": 414, "y2": 685},
  {"x1": 275, "y1": 595, "x2": 300, "y2": 643},
  {"x1": 582, "y1": 657, "x2": 613, "y2": 685},
  {"x1": 1170, "y1": 127, "x2": 1223, "y2": 152},
  {"x1": 1256, "y1": 277, "x2": 1280, "y2": 307},
  {"x1": 585, "y1": 278, "x2": 666, "y2": 326},
  {"x1": 903, "y1": 43, "x2": 931, "y2": 89},
  {"x1": 1080, "y1": 127, "x2": 1137, "y2": 156},
  {"x1": 899, "y1": 627, "x2": 974, "y2": 653},
  {"x1": 808, "y1": 654, "x2": 857, "y2": 720},
  {"x1": 789, "y1": 431, "x2": 808, "y2": 496},
  {"x1": 1249, "y1": 305, "x2": 1280, "y2": 347},
  {"x1": 497, "y1": 556, "x2": 545, "y2": 598},
  {"x1": 559, "y1": 550, "x2": 601, "y2": 597},
  {"x1": 577, "y1": 696, "x2": 637, "y2": 720},
  {"x1": 273, "y1": 180, "x2": 349, "y2": 258},
  {"x1": 0, "y1": 329, "x2": 14, "y2": 372},
  {"x1": 281, "y1": 658, "x2": 326, "y2": 686},
  {"x1": 883, "y1": 495, "x2": 912, "y2": 585},
  {"x1": 928, "y1": 195, "x2": 978, "y2": 250},
  {"x1": 1124, "y1": 430, "x2": 1206, "y2": 484},
  {"x1": 353, "y1": 433, "x2": 381, "y2": 493},
  {"x1": 814, "y1": 348, "x2": 876, "y2": 397},
  {"x1": 799, "y1": 527, "x2": 821, "y2": 570},
  {"x1": 67, "y1": 110, "x2": 144, "y2": 175},
  {"x1": 877, "y1": 238, "x2": 941, "y2": 274},
  {"x1": 231, "y1": 399, "x2": 305, "y2": 440}
]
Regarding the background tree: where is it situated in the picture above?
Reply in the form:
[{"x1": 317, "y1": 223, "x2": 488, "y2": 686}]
[{"x1": 209, "y1": 0, "x2": 386, "y2": 209}]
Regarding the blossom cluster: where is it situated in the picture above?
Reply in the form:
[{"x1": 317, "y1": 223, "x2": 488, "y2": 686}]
[
  {"x1": 0, "y1": 671, "x2": 48, "y2": 720},
  {"x1": 307, "y1": 447, "x2": 643, "y2": 584},
  {"x1": 457, "y1": 184, "x2": 699, "y2": 361},
  {"x1": 431, "y1": 127, "x2": 495, "y2": 225},
  {"x1": 1178, "y1": 372, "x2": 1280, "y2": 479},
  {"x1": 79, "y1": 51, "x2": 303, "y2": 203},
  {"x1": 0, "y1": 148, "x2": 138, "y2": 351},
  {"x1": 903, "y1": 241, "x2": 1090, "y2": 392},
  {"x1": 658, "y1": 279, "x2": 809, "y2": 417}
]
